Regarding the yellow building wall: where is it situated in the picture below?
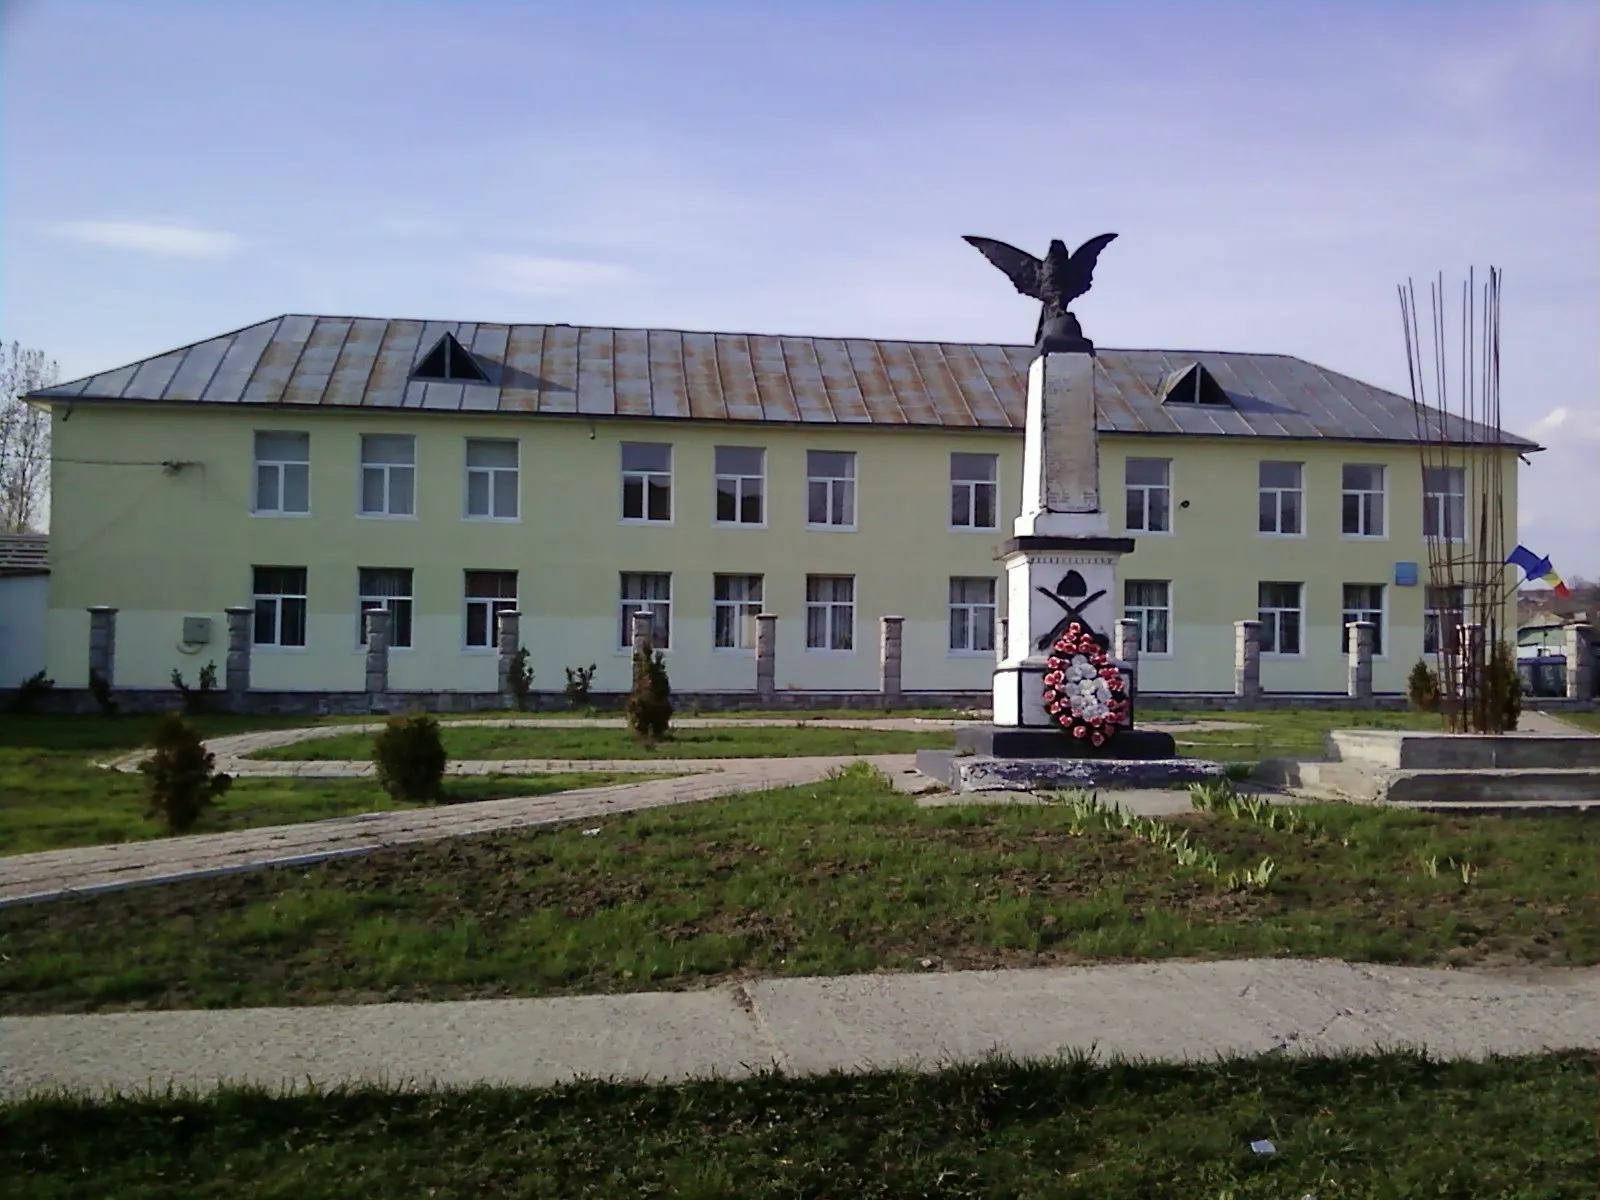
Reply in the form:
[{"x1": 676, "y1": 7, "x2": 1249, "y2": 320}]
[{"x1": 44, "y1": 403, "x2": 1519, "y2": 695}]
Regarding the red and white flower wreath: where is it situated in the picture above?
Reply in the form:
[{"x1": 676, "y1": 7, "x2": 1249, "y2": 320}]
[{"x1": 1042, "y1": 621, "x2": 1130, "y2": 747}]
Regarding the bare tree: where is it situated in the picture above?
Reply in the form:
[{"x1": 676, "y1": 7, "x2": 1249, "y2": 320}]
[{"x1": 0, "y1": 341, "x2": 58, "y2": 533}]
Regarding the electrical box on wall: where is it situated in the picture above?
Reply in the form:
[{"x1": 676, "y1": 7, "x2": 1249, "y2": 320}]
[{"x1": 182, "y1": 616, "x2": 213, "y2": 644}]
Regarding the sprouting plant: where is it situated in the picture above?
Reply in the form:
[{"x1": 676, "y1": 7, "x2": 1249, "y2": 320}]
[{"x1": 1420, "y1": 854, "x2": 1441, "y2": 878}]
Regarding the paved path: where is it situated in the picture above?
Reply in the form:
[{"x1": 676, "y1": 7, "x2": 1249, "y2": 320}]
[{"x1": 4, "y1": 958, "x2": 1595, "y2": 1099}]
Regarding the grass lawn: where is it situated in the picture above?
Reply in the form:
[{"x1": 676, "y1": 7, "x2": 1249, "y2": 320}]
[
  {"x1": 1550, "y1": 709, "x2": 1600, "y2": 733},
  {"x1": 4, "y1": 1050, "x2": 1590, "y2": 1198},
  {"x1": 248, "y1": 723, "x2": 958, "y2": 761},
  {"x1": 1141, "y1": 707, "x2": 1444, "y2": 763},
  {"x1": 4, "y1": 764, "x2": 1594, "y2": 1015}
]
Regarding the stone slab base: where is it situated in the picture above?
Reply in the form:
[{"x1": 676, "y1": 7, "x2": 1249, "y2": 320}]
[
  {"x1": 1329, "y1": 729, "x2": 1600, "y2": 770},
  {"x1": 917, "y1": 750, "x2": 1225, "y2": 793},
  {"x1": 956, "y1": 725, "x2": 1176, "y2": 759},
  {"x1": 1256, "y1": 757, "x2": 1600, "y2": 805}
]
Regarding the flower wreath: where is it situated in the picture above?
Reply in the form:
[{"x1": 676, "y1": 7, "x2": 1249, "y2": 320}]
[{"x1": 1042, "y1": 621, "x2": 1130, "y2": 747}]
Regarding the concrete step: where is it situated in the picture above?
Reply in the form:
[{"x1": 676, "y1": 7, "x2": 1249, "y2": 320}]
[
  {"x1": 1329, "y1": 729, "x2": 1600, "y2": 770},
  {"x1": 1257, "y1": 757, "x2": 1600, "y2": 806}
]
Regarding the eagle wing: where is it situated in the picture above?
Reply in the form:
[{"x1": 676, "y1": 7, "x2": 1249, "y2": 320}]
[
  {"x1": 1063, "y1": 233, "x2": 1119, "y2": 299},
  {"x1": 963, "y1": 236, "x2": 1042, "y2": 299}
]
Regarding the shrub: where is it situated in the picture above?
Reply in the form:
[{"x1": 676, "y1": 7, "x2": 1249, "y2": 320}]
[
  {"x1": 140, "y1": 712, "x2": 232, "y2": 834},
  {"x1": 373, "y1": 712, "x2": 447, "y2": 804},
  {"x1": 88, "y1": 669, "x2": 119, "y2": 716},
  {"x1": 507, "y1": 647, "x2": 534, "y2": 711},
  {"x1": 1483, "y1": 638, "x2": 1521, "y2": 732},
  {"x1": 624, "y1": 643, "x2": 673, "y2": 743},
  {"x1": 564, "y1": 663, "x2": 598, "y2": 710},
  {"x1": 1407, "y1": 658, "x2": 1440, "y2": 713},
  {"x1": 13, "y1": 669, "x2": 54, "y2": 714},
  {"x1": 170, "y1": 660, "x2": 220, "y2": 715}
]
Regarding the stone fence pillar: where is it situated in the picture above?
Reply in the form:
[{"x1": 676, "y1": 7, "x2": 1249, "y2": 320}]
[
  {"x1": 755, "y1": 613, "x2": 777, "y2": 701},
  {"x1": 1234, "y1": 620, "x2": 1262, "y2": 702},
  {"x1": 364, "y1": 609, "x2": 390, "y2": 699},
  {"x1": 496, "y1": 610, "x2": 522, "y2": 701},
  {"x1": 879, "y1": 615, "x2": 904, "y2": 703},
  {"x1": 630, "y1": 609, "x2": 654, "y2": 653},
  {"x1": 1345, "y1": 621, "x2": 1374, "y2": 702},
  {"x1": 87, "y1": 605, "x2": 118, "y2": 688},
  {"x1": 1566, "y1": 623, "x2": 1595, "y2": 701},
  {"x1": 1113, "y1": 619, "x2": 1140, "y2": 701},
  {"x1": 224, "y1": 606, "x2": 252, "y2": 696}
]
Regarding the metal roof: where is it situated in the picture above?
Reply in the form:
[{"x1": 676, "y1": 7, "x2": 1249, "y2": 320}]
[
  {"x1": 30, "y1": 314, "x2": 1541, "y2": 449},
  {"x1": 0, "y1": 534, "x2": 48, "y2": 576}
]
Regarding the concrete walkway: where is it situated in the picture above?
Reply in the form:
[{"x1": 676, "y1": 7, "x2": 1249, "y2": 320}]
[{"x1": 4, "y1": 958, "x2": 1596, "y2": 1099}]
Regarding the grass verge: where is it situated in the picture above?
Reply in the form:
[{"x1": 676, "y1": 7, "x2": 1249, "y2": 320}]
[
  {"x1": 4, "y1": 764, "x2": 1594, "y2": 1014},
  {"x1": 1140, "y1": 707, "x2": 1443, "y2": 763},
  {"x1": 4, "y1": 1050, "x2": 1591, "y2": 1198},
  {"x1": 1549, "y1": 709, "x2": 1600, "y2": 733}
]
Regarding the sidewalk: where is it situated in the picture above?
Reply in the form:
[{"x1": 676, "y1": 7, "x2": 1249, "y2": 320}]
[{"x1": 4, "y1": 958, "x2": 1596, "y2": 1099}]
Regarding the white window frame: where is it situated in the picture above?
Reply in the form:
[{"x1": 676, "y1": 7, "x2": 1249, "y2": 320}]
[
  {"x1": 948, "y1": 577, "x2": 997, "y2": 654},
  {"x1": 805, "y1": 575, "x2": 856, "y2": 651},
  {"x1": 1423, "y1": 466, "x2": 1466, "y2": 542},
  {"x1": 949, "y1": 453, "x2": 999, "y2": 531},
  {"x1": 713, "y1": 447, "x2": 766, "y2": 527},
  {"x1": 620, "y1": 443, "x2": 673, "y2": 524},
  {"x1": 252, "y1": 431, "x2": 310, "y2": 517},
  {"x1": 1340, "y1": 464, "x2": 1386, "y2": 539},
  {"x1": 359, "y1": 434, "x2": 417, "y2": 518},
  {"x1": 1258, "y1": 582, "x2": 1304, "y2": 657},
  {"x1": 464, "y1": 570, "x2": 518, "y2": 651},
  {"x1": 1341, "y1": 583, "x2": 1386, "y2": 657},
  {"x1": 1424, "y1": 585, "x2": 1465, "y2": 656},
  {"x1": 619, "y1": 572, "x2": 672, "y2": 649},
  {"x1": 252, "y1": 566, "x2": 308, "y2": 649},
  {"x1": 1123, "y1": 580, "x2": 1172, "y2": 656},
  {"x1": 464, "y1": 439, "x2": 519, "y2": 521},
  {"x1": 806, "y1": 450, "x2": 857, "y2": 531},
  {"x1": 713, "y1": 574, "x2": 764, "y2": 651},
  {"x1": 1124, "y1": 458, "x2": 1172, "y2": 534},
  {"x1": 358, "y1": 567, "x2": 414, "y2": 649},
  {"x1": 1257, "y1": 461, "x2": 1304, "y2": 537}
]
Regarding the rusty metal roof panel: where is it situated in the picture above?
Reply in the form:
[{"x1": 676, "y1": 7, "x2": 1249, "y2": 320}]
[
  {"x1": 893, "y1": 343, "x2": 958, "y2": 425},
  {"x1": 240, "y1": 314, "x2": 316, "y2": 404},
  {"x1": 965, "y1": 344, "x2": 1026, "y2": 427},
  {"x1": 610, "y1": 327, "x2": 653, "y2": 418},
  {"x1": 681, "y1": 331, "x2": 727, "y2": 420},
  {"x1": 747, "y1": 334, "x2": 798, "y2": 420},
  {"x1": 123, "y1": 350, "x2": 188, "y2": 403},
  {"x1": 280, "y1": 318, "x2": 352, "y2": 407},
  {"x1": 497, "y1": 324, "x2": 544, "y2": 413},
  {"x1": 645, "y1": 329, "x2": 690, "y2": 419},
  {"x1": 535, "y1": 326, "x2": 580, "y2": 415},
  {"x1": 462, "y1": 324, "x2": 509, "y2": 412},
  {"x1": 576, "y1": 327, "x2": 615, "y2": 416},
  {"x1": 845, "y1": 339, "x2": 909, "y2": 424},
  {"x1": 201, "y1": 317, "x2": 279, "y2": 403},
  {"x1": 716, "y1": 335, "x2": 765, "y2": 422},
  {"x1": 1090, "y1": 356, "x2": 1154, "y2": 434},
  {"x1": 935, "y1": 342, "x2": 1007, "y2": 428},
  {"x1": 362, "y1": 321, "x2": 424, "y2": 409},
  {"x1": 781, "y1": 337, "x2": 834, "y2": 422},
  {"x1": 813, "y1": 338, "x2": 871, "y2": 423},
  {"x1": 321, "y1": 318, "x2": 385, "y2": 408}
]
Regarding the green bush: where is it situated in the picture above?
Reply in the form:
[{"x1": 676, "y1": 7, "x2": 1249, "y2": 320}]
[
  {"x1": 88, "y1": 669, "x2": 118, "y2": 716},
  {"x1": 373, "y1": 712, "x2": 448, "y2": 804},
  {"x1": 140, "y1": 712, "x2": 232, "y2": 834},
  {"x1": 13, "y1": 669, "x2": 54, "y2": 714},
  {"x1": 564, "y1": 663, "x2": 598, "y2": 710},
  {"x1": 1484, "y1": 639, "x2": 1521, "y2": 733},
  {"x1": 170, "y1": 660, "x2": 220, "y2": 715},
  {"x1": 1407, "y1": 658, "x2": 1441, "y2": 713},
  {"x1": 506, "y1": 647, "x2": 534, "y2": 710},
  {"x1": 624, "y1": 645, "x2": 673, "y2": 743}
]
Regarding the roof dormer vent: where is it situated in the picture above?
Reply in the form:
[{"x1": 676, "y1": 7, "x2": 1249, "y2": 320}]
[
  {"x1": 411, "y1": 332, "x2": 491, "y2": 383},
  {"x1": 1157, "y1": 362, "x2": 1231, "y2": 406}
]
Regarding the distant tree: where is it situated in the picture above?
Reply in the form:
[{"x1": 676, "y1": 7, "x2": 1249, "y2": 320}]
[{"x1": 0, "y1": 341, "x2": 58, "y2": 533}]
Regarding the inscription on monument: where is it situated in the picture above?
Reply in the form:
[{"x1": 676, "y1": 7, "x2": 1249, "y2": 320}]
[{"x1": 1042, "y1": 358, "x2": 1099, "y2": 513}]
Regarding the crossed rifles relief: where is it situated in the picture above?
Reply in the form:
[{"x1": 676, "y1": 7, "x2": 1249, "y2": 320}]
[{"x1": 1035, "y1": 570, "x2": 1108, "y2": 653}]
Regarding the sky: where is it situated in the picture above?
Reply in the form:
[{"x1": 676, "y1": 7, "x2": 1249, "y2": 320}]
[{"x1": 3, "y1": 0, "x2": 1597, "y2": 575}]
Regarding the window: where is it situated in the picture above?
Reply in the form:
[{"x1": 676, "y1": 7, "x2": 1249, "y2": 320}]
[
  {"x1": 950, "y1": 453, "x2": 998, "y2": 529},
  {"x1": 1124, "y1": 580, "x2": 1171, "y2": 654},
  {"x1": 465, "y1": 439, "x2": 518, "y2": 519},
  {"x1": 360, "y1": 434, "x2": 416, "y2": 516},
  {"x1": 1423, "y1": 467, "x2": 1466, "y2": 540},
  {"x1": 358, "y1": 568, "x2": 413, "y2": 648},
  {"x1": 1424, "y1": 585, "x2": 1465, "y2": 656},
  {"x1": 948, "y1": 577, "x2": 997, "y2": 653},
  {"x1": 252, "y1": 566, "x2": 307, "y2": 647},
  {"x1": 464, "y1": 570, "x2": 517, "y2": 649},
  {"x1": 621, "y1": 443, "x2": 672, "y2": 522},
  {"x1": 1258, "y1": 582, "x2": 1303, "y2": 655},
  {"x1": 714, "y1": 447, "x2": 765, "y2": 525},
  {"x1": 805, "y1": 575, "x2": 855, "y2": 650},
  {"x1": 807, "y1": 450, "x2": 856, "y2": 528},
  {"x1": 1341, "y1": 584, "x2": 1385, "y2": 655},
  {"x1": 619, "y1": 572, "x2": 671, "y2": 648},
  {"x1": 1125, "y1": 459, "x2": 1171, "y2": 532},
  {"x1": 1258, "y1": 461, "x2": 1303, "y2": 535},
  {"x1": 1341, "y1": 464, "x2": 1385, "y2": 537},
  {"x1": 713, "y1": 574, "x2": 763, "y2": 649},
  {"x1": 253, "y1": 431, "x2": 309, "y2": 515}
]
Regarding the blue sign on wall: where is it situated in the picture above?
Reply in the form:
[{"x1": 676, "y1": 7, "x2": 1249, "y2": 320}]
[{"x1": 1394, "y1": 562, "x2": 1420, "y2": 586}]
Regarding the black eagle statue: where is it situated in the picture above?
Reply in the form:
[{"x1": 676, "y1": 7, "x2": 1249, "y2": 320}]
[{"x1": 963, "y1": 233, "x2": 1118, "y2": 355}]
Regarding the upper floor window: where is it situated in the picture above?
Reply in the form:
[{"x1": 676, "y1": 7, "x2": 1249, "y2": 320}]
[
  {"x1": 714, "y1": 574, "x2": 764, "y2": 649},
  {"x1": 807, "y1": 450, "x2": 856, "y2": 528},
  {"x1": 619, "y1": 571, "x2": 672, "y2": 648},
  {"x1": 950, "y1": 453, "x2": 998, "y2": 529},
  {"x1": 1341, "y1": 583, "x2": 1385, "y2": 655},
  {"x1": 360, "y1": 434, "x2": 416, "y2": 517},
  {"x1": 714, "y1": 446, "x2": 765, "y2": 525},
  {"x1": 948, "y1": 577, "x2": 997, "y2": 653},
  {"x1": 465, "y1": 439, "x2": 518, "y2": 520},
  {"x1": 252, "y1": 566, "x2": 307, "y2": 647},
  {"x1": 464, "y1": 570, "x2": 518, "y2": 649},
  {"x1": 358, "y1": 567, "x2": 413, "y2": 647},
  {"x1": 253, "y1": 431, "x2": 309, "y2": 515},
  {"x1": 1341, "y1": 464, "x2": 1385, "y2": 537},
  {"x1": 1124, "y1": 580, "x2": 1171, "y2": 655},
  {"x1": 1258, "y1": 582, "x2": 1303, "y2": 656},
  {"x1": 1423, "y1": 467, "x2": 1465, "y2": 541},
  {"x1": 1258, "y1": 461, "x2": 1303, "y2": 535},
  {"x1": 1125, "y1": 459, "x2": 1171, "y2": 532},
  {"x1": 621, "y1": 443, "x2": 672, "y2": 522}
]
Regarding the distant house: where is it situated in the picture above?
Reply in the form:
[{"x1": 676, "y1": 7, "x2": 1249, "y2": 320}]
[{"x1": 0, "y1": 533, "x2": 48, "y2": 686}]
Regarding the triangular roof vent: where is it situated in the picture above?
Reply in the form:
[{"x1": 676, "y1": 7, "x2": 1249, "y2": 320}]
[
  {"x1": 412, "y1": 332, "x2": 491, "y2": 384},
  {"x1": 1157, "y1": 362, "x2": 1231, "y2": 406}
]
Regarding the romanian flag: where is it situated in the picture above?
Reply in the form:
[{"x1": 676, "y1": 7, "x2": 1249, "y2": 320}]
[{"x1": 1506, "y1": 545, "x2": 1571, "y2": 597}]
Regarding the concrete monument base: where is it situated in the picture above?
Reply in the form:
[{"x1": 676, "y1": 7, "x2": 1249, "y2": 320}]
[
  {"x1": 955, "y1": 725, "x2": 1176, "y2": 759},
  {"x1": 916, "y1": 750, "x2": 1225, "y2": 793}
]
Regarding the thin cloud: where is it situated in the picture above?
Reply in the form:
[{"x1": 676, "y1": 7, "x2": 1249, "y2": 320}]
[
  {"x1": 48, "y1": 220, "x2": 239, "y2": 258},
  {"x1": 476, "y1": 253, "x2": 637, "y2": 295},
  {"x1": 370, "y1": 216, "x2": 460, "y2": 238}
]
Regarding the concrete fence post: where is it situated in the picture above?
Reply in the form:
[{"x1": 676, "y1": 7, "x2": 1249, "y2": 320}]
[
  {"x1": 1233, "y1": 620, "x2": 1262, "y2": 702},
  {"x1": 495, "y1": 610, "x2": 522, "y2": 703},
  {"x1": 1566, "y1": 622, "x2": 1595, "y2": 701},
  {"x1": 1113, "y1": 618, "x2": 1141, "y2": 702},
  {"x1": 363, "y1": 609, "x2": 390, "y2": 701},
  {"x1": 224, "y1": 606, "x2": 252, "y2": 696},
  {"x1": 86, "y1": 605, "x2": 118, "y2": 689},
  {"x1": 755, "y1": 613, "x2": 777, "y2": 701},
  {"x1": 879, "y1": 615, "x2": 904, "y2": 703},
  {"x1": 1346, "y1": 621, "x2": 1374, "y2": 702},
  {"x1": 630, "y1": 609, "x2": 655, "y2": 654}
]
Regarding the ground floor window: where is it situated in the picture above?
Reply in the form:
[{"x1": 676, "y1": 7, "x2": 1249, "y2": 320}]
[
  {"x1": 1258, "y1": 581, "x2": 1302, "y2": 655},
  {"x1": 806, "y1": 575, "x2": 855, "y2": 650},
  {"x1": 620, "y1": 572, "x2": 671, "y2": 648},
  {"x1": 464, "y1": 570, "x2": 518, "y2": 649},
  {"x1": 948, "y1": 577, "x2": 996, "y2": 652},
  {"x1": 1341, "y1": 583, "x2": 1385, "y2": 655},
  {"x1": 252, "y1": 566, "x2": 307, "y2": 647},
  {"x1": 1424, "y1": 585, "x2": 1465, "y2": 656},
  {"x1": 359, "y1": 567, "x2": 413, "y2": 647},
  {"x1": 1123, "y1": 580, "x2": 1171, "y2": 654},
  {"x1": 713, "y1": 574, "x2": 763, "y2": 649}
]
